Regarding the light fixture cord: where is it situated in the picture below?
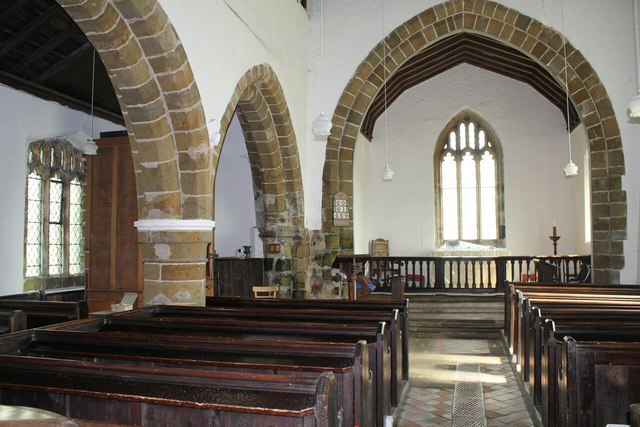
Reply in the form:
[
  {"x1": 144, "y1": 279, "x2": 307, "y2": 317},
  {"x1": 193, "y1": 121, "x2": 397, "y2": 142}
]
[
  {"x1": 319, "y1": 0, "x2": 325, "y2": 114},
  {"x1": 382, "y1": 0, "x2": 389, "y2": 167},
  {"x1": 634, "y1": 0, "x2": 640, "y2": 95},
  {"x1": 561, "y1": 0, "x2": 572, "y2": 163},
  {"x1": 90, "y1": 48, "x2": 96, "y2": 140}
]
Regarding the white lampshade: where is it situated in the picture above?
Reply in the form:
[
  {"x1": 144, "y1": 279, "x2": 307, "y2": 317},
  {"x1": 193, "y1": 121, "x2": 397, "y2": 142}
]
[
  {"x1": 382, "y1": 165, "x2": 394, "y2": 181},
  {"x1": 312, "y1": 112, "x2": 332, "y2": 138},
  {"x1": 629, "y1": 94, "x2": 640, "y2": 118},
  {"x1": 563, "y1": 160, "x2": 578, "y2": 177},
  {"x1": 83, "y1": 138, "x2": 98, "y2": 156}
]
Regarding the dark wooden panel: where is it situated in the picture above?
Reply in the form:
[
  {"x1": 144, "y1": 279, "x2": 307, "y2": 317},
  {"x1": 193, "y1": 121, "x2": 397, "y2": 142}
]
[
  {"x1": 115, "y1": 141, "x2": 139, "y2": 292},
  {"x1": 87, "y1": 144, "x2": 114, "y2": 290},
  {"x1": 86, "y1": 137, "x2": 141, "y2": 313},
  {"x1": 216, "y1": 258, "x2": 265, "y2": 297}
]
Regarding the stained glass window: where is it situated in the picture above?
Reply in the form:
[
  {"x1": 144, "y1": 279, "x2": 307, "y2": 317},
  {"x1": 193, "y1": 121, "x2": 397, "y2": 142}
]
[{"x1": 436, "y1": 113, "x2": 504, "y2": 246}]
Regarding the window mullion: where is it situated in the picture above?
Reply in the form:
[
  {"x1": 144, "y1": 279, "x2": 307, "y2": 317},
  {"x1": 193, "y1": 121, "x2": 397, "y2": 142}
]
[
  {"x1": 456, "y1": 149, "x2": 462, "y2": 241},
  {"x1": 63, "y1": 180, "x2": 70, "y2": 275},
  {"x1": 475, "y1": 124, "x2": 482, "y2": 240},
  {"x1": 41, "y1": 177, "x2": 51, "y2": 275}
]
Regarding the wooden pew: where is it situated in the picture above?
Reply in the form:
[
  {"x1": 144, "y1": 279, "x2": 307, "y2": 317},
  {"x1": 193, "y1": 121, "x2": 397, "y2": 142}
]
[
  {"x1": 0, "y1": 290, "x2": 43, "y2": 300},
  {"x1": 6, "y1": 328, "x2": 371, "y2": 427},
  {"x1": 558, "y1": 338, "x2": 640, "y2": 427},
  {"x1": 542, "y1": 319, "x2": 640, "y2": 427},
  {"x1": 48, "y1": 312, "x2": 392, "y2": 426},
  {"x1": 0, "y1": 300, "x2": 88, "y2": 329},
  {"x1": 208, "y1": 296, "x2": 410, "y2": 384},
  {"x1": 0, "y1": 351, "x2": 341, "y2": 427},
  {"x1": 508, "y1": 288, "x2": 640, "y2": 365},
  {"x1": 517, "y1": 296, "x2": 640, "y2": 383},
  {"x1": 42, "y1": 286, "x2": 85, "y2": 302},
  {"x1": 504, "y1": 284, "x2": 640, "y2": 427},
  {"x1": 529, "y1": 307, "x2": 640, "y2": 406},
  {"x1": 126, "y1": 303, "x2": 405, "y2": 410},
  {"x1": 0, "y1": 310, "x2": 26, "y2": 334},
  {"x1": 504, "y1": 282, "x2": 640, "y2": 357}
]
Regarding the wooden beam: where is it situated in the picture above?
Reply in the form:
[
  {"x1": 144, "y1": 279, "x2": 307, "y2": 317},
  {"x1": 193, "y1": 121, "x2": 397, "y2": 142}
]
[
  {"x1": 0, "y1": 4, "x2": 60, "y2": 57},
  {"x1": 9, "y1": 27, "x2": 76, "y2": 75},
  {"x1": 34, "y1": 41, "x2": 92, "y2": 85},
  {"x1": 0, "y1": 70, "x2": 123, "y2": 125}
]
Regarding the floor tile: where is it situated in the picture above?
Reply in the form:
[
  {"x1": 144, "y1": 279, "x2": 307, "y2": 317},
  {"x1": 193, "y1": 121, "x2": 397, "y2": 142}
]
[{"x1": 394, "y1": 337, "x2": 539, "y2": 427}]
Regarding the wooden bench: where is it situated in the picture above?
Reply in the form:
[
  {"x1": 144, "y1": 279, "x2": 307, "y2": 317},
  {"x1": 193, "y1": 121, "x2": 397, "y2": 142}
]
[
  {"x1": 542, "y1": 319, "x2": 640, "y2": 427},
  {"x1": 516, "y1": 295, "x2": 640, "y2": 382},
  {"x1": 505, "y1": 284, "x2": 640, "y2": 360},
  {"x1": 0, "y1": 300, "x2": 88, "y2": 329},
  {"x1": 503, "y1": 283, "x2": 640, "y2": 426},
  {"x1": 0, "y1": 351, "x2": 341, "y2": 427},
  {"x1": 48, "y1": 311, "x2": 393, "y2": 426},
  {"x1": 127, "y1": 303, "x2": 405, "y2": 409},
  {"x1": 0, "y1": 287, "x2": 86, "y2": 302},
  {"x1": 504, "y1": 282, "x2": 640, "y2": 356},
  {"x1": 208, "y1": 296, "x2": 410, "y2": 384},
  {"x1": 0, "y1": 310, "x2": 26, "y2": 335},
  {"x1": 5, "y1": 327, "x2": 372, "y2": 427},
  {"x1": 528, "y1": 307, "x2": 640, "y2": 408},
  {"x1": 558, "y1": 338, "x2": 640, "y2": 427}
]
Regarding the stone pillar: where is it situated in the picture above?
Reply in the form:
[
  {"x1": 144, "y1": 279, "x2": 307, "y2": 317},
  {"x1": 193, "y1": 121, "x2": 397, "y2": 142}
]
[{"x1": 135, "y1": 219, "x2": 214, "y2": 307}]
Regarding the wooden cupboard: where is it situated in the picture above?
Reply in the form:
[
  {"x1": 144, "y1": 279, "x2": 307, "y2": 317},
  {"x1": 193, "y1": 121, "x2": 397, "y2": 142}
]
[{"x1": 85, "y1": 136, "x2": 142, "y2": 312}]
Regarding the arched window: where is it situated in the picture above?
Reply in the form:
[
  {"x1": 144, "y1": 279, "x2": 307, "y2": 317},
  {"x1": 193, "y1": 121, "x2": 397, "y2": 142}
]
[
  {"x1": 25, "y1": 140, "x2": 86, "y2": 284},
  {"x1": 434, "y1": 112, "x2": 505, "y2": 247}
]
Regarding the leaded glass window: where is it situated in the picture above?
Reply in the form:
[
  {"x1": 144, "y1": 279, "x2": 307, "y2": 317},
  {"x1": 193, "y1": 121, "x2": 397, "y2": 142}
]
[
  {"x1": 435, "y1": 112, "x2": 505, "y2": 247},
  {"x1": 24, "y1": 140, "x2": 86, "y2": 279}
]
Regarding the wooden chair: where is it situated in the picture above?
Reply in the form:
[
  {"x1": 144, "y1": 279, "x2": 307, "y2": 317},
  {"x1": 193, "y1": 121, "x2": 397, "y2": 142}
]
[{"x1": 252, "y1": 285, "x2": 278, "y2": 299}]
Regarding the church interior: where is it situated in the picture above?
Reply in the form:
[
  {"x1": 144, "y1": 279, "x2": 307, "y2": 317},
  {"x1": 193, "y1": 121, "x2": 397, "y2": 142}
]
[{"x1": 0, "y1": 0, "x2": 639, "y2": 426}]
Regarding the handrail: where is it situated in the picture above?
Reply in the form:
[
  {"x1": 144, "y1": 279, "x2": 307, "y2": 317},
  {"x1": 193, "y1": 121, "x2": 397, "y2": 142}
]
[{"x1": 365, "y1": 255, "x2": 590, "y2": 293}]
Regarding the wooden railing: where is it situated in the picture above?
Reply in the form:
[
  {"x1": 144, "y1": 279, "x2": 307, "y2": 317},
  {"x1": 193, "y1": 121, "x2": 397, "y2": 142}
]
[{"x1": 367, "y1": 255, "x2": 590, "y2": 293}]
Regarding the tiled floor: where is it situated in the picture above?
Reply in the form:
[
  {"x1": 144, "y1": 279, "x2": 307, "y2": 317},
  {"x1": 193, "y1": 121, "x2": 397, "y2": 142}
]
[{"x1": 394, "y1": 337, "x2": 541, "y2": 427}]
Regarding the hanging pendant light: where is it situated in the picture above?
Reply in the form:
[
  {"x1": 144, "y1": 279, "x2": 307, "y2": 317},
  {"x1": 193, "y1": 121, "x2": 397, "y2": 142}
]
[
  {"x1": 312, "y1": 0, "x2": 332, "y2": 139},
  {"x1": 561, "y1": 0, "x2": 577, "y2": 177},
  {"x1": 629, "y1": 0, "x2": 640, "y2": 117},
  {"x1": 83, "y1": 48, "x2": 98, "y2": 156},
  {"x1": 380, "y1": 0, "x2": 393, "y2": 182}
]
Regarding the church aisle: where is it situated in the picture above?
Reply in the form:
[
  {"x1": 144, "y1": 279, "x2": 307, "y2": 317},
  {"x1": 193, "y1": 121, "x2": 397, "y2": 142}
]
[{"x1": 394, "y1": 337, "x2": 540, "y2": 427}]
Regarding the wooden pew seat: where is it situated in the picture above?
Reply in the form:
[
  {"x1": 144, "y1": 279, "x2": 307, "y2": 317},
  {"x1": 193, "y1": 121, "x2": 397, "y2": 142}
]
[{"x1": 0, "y1": 354, "x2": 340, "y2": 427}]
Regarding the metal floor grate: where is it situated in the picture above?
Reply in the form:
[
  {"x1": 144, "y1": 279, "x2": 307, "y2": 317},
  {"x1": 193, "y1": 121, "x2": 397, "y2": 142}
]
[{"x1": 451, "y1": 362, "x2": 487, "y2": 427}]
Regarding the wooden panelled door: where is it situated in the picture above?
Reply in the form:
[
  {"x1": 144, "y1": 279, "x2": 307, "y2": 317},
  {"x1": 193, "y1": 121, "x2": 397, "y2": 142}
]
[{"x1": 85, "y1": 136, "x2": 142, "y2": 312}]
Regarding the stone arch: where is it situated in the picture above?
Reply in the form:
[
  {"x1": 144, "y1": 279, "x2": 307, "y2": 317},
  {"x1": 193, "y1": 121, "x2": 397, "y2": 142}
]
[
  {"x1": 324, "y1": 0, "x2": 626, "y2": 284},
  {"x1": 56, "y1": 0, "x2": 210, "y2": 221},
  {"x1": 216, "y1": 64, "x2": 306, "y2": 293},
  {"x1": 57, "y1": 0, "x2": 213, "y2": 307}
]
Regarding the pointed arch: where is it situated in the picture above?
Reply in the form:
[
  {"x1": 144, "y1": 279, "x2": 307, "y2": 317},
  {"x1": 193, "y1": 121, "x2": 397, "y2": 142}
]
[
  {"x1": 56, "y1": 0, "x2": 210, "y2": 220},
  {"x1": 434, "y1": 110, "x2": 505, "y2": 247},
  {"x1": 215, "y1": 64, "x2": 306, "y2": 291},
  {"x1": 216, "y1": 64, "x2": 305, "y2": 233},
  {"x1": 324, "y1": 0, "x2": 625, "y2": 283}
]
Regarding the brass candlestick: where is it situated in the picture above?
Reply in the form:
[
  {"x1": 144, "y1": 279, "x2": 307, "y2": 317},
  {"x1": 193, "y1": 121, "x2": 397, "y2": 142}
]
[{"x1": 549, "y1": 225, "x2": 560, "y2": 255}]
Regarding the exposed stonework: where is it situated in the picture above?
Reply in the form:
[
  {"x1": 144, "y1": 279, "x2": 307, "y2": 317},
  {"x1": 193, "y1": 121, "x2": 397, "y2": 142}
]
[
  {"x1": 56, "y1": 0, "x2": 211, "y2": 221},
  {"x1": 137, "y1": 226, "x2": 212, "y2": 306},
  {"x1": 323, "y1": 0, "x2": 626, "y2": 283},
  {"x1": 56, "y1": 0, "x2": 213, "y2": 303},
  {"x1": 215, "y1": 65, "x2": 308, "y2": 296}
]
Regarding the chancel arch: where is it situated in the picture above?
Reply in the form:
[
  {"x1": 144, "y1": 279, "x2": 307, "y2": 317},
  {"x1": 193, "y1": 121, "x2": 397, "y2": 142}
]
[{"x1": 323, "y1": 0, "x2": 625, "y2": 284}]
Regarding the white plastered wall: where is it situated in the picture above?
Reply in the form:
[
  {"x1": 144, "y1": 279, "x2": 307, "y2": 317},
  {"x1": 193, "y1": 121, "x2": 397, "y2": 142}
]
[
  {"x1": 158, "y1": 0, "x2": 310, "y2": 196},
  {"x1": 354, "y1": 64, "x2": 585, "y2": 257},
  {"x1": 214, "y1": 114, "x2": 263, "y2": 258},
  {"x1": 0, "y1": 84, "x2": 123, "y2": 295}
]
